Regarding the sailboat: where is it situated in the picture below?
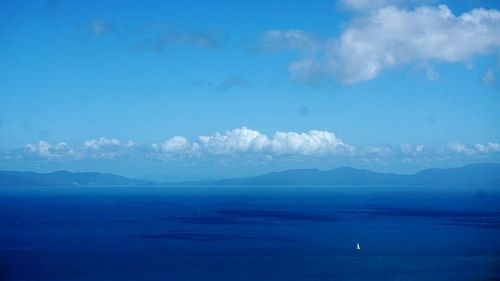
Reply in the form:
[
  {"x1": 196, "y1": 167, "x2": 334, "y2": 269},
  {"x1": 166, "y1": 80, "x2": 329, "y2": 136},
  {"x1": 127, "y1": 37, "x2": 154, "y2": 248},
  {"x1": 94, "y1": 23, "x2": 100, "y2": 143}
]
[{"x1": 356, "y1": 242, "x2": 361, "y2": 250}]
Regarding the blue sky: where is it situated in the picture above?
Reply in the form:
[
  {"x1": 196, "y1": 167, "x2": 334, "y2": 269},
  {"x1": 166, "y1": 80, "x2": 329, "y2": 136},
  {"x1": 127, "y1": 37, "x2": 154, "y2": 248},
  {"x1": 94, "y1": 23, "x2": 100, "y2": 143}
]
[{"x1": 1, "y1": 0, "x2": 500, "y2": 180}]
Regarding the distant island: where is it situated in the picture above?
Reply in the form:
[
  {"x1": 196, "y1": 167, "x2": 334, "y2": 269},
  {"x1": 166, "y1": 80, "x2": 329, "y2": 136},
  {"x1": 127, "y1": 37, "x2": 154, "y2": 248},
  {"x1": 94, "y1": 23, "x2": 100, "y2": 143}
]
[
  {"x1": 1, "y1": 163, "x2": 500, "y2": 187},
  {"x1": 0, "y1": 170, "x2": 151, "y2": 187}
]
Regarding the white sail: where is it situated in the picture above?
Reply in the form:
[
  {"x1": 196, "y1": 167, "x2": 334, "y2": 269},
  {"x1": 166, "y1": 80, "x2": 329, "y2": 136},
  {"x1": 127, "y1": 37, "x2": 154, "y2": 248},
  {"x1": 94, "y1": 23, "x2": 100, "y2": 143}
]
[{"x1": 356, "y1": 242, "x2": 361, "y2": 250}]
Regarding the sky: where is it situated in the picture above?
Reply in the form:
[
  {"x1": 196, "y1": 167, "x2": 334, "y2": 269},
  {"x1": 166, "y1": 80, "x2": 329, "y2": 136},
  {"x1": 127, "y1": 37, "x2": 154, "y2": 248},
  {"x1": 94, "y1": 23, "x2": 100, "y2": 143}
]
[{"x1": 1, "y1": 0, "x2": 500, "y2": 181}]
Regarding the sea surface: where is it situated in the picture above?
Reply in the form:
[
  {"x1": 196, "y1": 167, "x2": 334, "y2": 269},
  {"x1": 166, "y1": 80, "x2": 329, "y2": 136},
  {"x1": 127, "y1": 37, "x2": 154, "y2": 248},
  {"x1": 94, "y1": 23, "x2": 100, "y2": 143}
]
[{"x1": 1, "y1": 185, "x2": 499, "y2": 281}]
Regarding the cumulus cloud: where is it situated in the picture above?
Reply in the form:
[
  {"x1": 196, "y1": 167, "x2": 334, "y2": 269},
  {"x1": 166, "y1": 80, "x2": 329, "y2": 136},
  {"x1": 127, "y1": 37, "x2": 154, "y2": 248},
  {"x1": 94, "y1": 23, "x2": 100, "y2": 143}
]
[
  {"x1": 358, "y1": 143, "x2": 425, "y2": 159},
  {"x1": 474, "y1": 142, "x2": 500, "y2": 153},
  {"x1": 270, "y1": 130, "x2": 353, "y2": 155},
  {"x1": 3, "y1": 138, "x2": 139, "y2": 161},
  {"x1": 262, "y1": 5, "x2": 500, "y2": 84},
  {"x1": 447, "y1": 141, "x2": 500, "y2": 155},
  {"x1": 24, "y1": 141, "x2": 74, "y2": 158},
  {"x1": 361, "y1": 145, "x2": 398, "y2": 158},
  {"x1": 153, "y1": 127, "x2": 353, "y2": 157},
  {"x1": 400, "y1": 143, "x2": 425, "y2": 155},
  {"x1": 82, "y1": 137, "x2": 138, "y2": 159},
  {"x1": 197, "y1": 127, "x2": 269, "y2": 154},
  {"x1": 5, "y1": 130, "x2": 499, "y2": 164},
  {"x1": 152, "y1": 136, "x2": 195, "y2": 154},
  {"x1": 84, "y1": 137, "x2": 121, "y2": 150},
  {"x1": 447, "y1": 141, "x2": 475, "y2": 155},
  {"x1": 7, "y1": 129, "x2": 353, "y2": 161}
]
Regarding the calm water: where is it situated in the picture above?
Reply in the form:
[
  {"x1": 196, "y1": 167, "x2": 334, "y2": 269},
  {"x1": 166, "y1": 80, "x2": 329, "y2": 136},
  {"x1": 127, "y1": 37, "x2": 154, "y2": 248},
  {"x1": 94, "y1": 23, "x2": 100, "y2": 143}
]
[{"x1": 1, "y1": 185, "x2": 499, "y2": 281}]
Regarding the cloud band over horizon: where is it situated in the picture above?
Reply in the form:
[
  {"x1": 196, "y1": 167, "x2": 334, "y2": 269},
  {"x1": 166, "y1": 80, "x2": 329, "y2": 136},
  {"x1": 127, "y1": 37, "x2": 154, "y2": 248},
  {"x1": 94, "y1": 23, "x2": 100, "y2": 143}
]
[{"x1": 3, "y1": 127, "x2": 499, "y2": 165}]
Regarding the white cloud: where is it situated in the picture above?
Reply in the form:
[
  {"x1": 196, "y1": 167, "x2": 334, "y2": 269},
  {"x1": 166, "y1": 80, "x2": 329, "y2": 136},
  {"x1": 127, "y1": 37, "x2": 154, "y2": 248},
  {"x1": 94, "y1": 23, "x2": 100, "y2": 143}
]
[
  {"x1": 447, "y1": 141, "x2": 500, "y2": 155},
  {"x1": 152, "y1": 136, "x2": 195, "y2": 154},
  {"x1": 339, "y1": 0, "x2": 434, "y2": 11},
  {"x1": 24, "y1": 141, "x2": 75, "y2": 158},
  {"x1": 400, "y1": 143, "x2": 424, "y2": 155},
  {"x1": 475, "y1": 142, "x2": 500, "y2": 153},
  {"x1": 197, "y1": 127, "x2": 269, "y2": 155},
  {"x1": 8, "y1": 131, "x2": 500, "y2": 163},
  {"x1": 125, "y1": 140, "x2": 138, "y2": 148},
  {"x1": 82, "y1": 137, "x2": 139, "y2": 159},
  {"x1": 447, "y1": 141, "x2": 475, "y2": 155},
  {"x1": 84, "y1": 137, "x2": 121, "y2": 150},
  {"x1": 270, "y1": 130, "x2": 353, "y2": 155},
  {"x1": 363, "y1": 145, "x2": 393, "y2": 156},
  {"x1": 358, "y1": 143, "x2": 425, "y2": 158},
  {"x1": 263, "y1": 5, "x2": 500, "y2": 84},
  {"x1": 153, "y1": 127, "x2": 352, "y2": 156}
]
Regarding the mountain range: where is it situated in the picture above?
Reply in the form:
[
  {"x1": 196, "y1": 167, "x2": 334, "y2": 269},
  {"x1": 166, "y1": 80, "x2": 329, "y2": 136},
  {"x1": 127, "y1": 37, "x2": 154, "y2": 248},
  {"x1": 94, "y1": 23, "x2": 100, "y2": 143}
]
[
  {"x1": 208, "y1": 163, "x2": 500, "y2": 186},
  {"x1": 0, "y1": 170, "x2": 150, "y2": 187},
  {"x1": 1, "y1": 163, "x2": 499, "y2": 187}
]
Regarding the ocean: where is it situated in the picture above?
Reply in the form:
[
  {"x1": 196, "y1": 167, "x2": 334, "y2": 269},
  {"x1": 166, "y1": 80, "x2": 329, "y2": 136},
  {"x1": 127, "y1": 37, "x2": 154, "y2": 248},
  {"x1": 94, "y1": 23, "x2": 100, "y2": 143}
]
[{"x1": 1, "y1": 185, "x2": 499, "y2": 281}]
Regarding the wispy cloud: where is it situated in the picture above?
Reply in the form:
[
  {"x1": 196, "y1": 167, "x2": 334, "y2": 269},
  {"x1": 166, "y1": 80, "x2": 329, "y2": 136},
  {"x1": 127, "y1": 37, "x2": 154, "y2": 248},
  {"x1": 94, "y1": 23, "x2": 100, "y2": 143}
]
[
  {"x1": 139, "y1": 22, "x2": 224, "y2": 51},
  {"x1": 216, "y1": 77, "x2": 250, "y2": 91},
  {"x1": 83, "y1": 19, "x2": 224, "y2": 52},
  {"x1": 260, "y1": 5, "x2": 500, "y2": 84},
  {"x1": 191, "y1": 80, "x2": 214, "y2": 88},
  {"x1": 338, "y1": 0, "x2": 435, "y2": 11},
  {"x1": 258, "y1": 30, "x2": 319, "y2": 53},
  {"x1": 482, "y1": 68, "x2": 496, "y2": 86},
  {"x1": 191, "y1": 77, "x2": 250, "y2": 91},
  {"x1": 89, "y1": 19, "x2": 111, "y2": 36}
]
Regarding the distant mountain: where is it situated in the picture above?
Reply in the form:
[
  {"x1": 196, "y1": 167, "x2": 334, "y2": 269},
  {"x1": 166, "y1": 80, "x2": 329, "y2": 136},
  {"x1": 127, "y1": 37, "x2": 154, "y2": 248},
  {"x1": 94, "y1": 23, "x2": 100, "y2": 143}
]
[
  {"x1": 410, "y1": 163, "x2": 500, "y2": 186},
  {"x1": 1, "y1": 163, "x2": 499, "y2": 187},
  {"x1": 0, "y1": 170, "x2": 150, "y2": 187},
  {"x1": 208, "y1": 163, "x2": 500, "y2": 186}
]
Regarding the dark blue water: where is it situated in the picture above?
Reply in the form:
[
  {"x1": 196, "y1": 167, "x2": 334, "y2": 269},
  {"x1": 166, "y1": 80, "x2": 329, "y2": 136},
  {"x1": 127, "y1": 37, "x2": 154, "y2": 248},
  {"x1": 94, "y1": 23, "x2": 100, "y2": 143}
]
[{"x1": 1, "y1": 185, "x2": 499, "y2": 281}]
